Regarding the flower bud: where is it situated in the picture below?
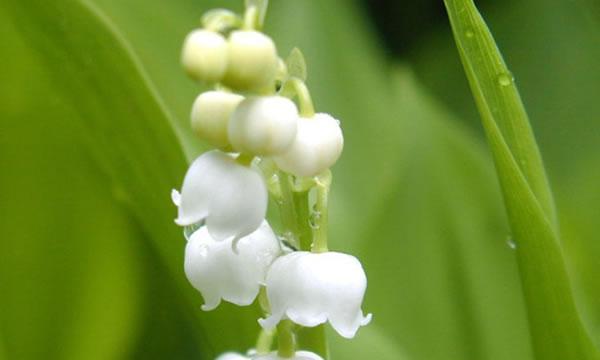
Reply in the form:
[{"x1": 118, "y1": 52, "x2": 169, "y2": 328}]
[
  {"x1": 259, "y1": 251, "x2": 371, "y2": 339},
  {"x1": 229, "y1": 96, "x2": 299, "y2": 156},
  {"x1": 274, "y1": 113, "x2": 343, "y2": 177},
  {"x1": 222, "y1": 31, "x2": 278, "y2": 91},
  {"x1": 181, "y1": 30, "x2": 228, "y2": 83},
  {"x1": 191, "y1": 91, "x2": 244, "y2": 149}
]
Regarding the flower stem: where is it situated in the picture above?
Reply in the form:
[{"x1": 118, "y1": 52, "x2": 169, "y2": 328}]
[
  {"x1": 292, "y1": 187, "x2": 312, "y2": 251},
  {"x1": 312, "y1": 171, "x2": 331, "y2": 253},
  {"x1": 243, "y1": 5, "x2": 258, "y2": 30},
  {"x1": 277, "y1": 171, "x2": 300, "y2": 248},
  {"x1": 256, "y1": 328, "x2": 275, "y2": 355},
  {"x1": 281, "y1": 77, "x2": 315, "y2": 117},
  {"x1": 277, "y1": 320, "x2": 296, "y2": 358}
]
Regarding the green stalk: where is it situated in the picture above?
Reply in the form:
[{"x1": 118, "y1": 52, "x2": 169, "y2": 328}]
[
  {"x1": 443, "y1": 1, "x2": 600, "y2": 359},
  {"x1": 275, "y1": 172, "x2": 329, "y2": 358},
  {"x1": 292, "y1": 186, "x2": 312, "y2": 251},
  {"x1": 277, "y1": 320, "x2": 296, "y2": 358}
]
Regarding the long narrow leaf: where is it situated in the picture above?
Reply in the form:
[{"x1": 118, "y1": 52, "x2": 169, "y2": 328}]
[{"x1": 443, "y1": 0, "x2": 600, "y2": 359}]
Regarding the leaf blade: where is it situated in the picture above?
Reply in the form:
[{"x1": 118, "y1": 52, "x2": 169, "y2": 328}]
[{"x1": 443, "y1": 1, "x2": 600, "y2": 359}]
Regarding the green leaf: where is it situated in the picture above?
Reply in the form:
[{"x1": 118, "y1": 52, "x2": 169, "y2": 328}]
[
  {"x1": 285, "y1": 47, "x2": 308, "y2": 81},
  {"x1": 329, "y1": 326, "x2": 410, "y2": 360},
  {"x1": 443, "y1": 0, "x2": 600, "y2": 359},
  {"x1": 0, "y1": 0, "x2": 264, "y2": 357}
]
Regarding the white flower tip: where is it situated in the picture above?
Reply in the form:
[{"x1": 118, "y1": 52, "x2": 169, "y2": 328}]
[
  {"x1": 171, "y1": 189, "x2": 181, "y2": 206},
  {"x1": 257, "y1": 315, "x2": 277, "y2": 330},
  {"x1": 201, "y1": 297, "x2": 221, "y2": 312},
  {"x1": 174, "y1": 215, "x2": 198, "y2": 227},
  {"x1": 362, "y1": 313, "x2": 373, "y2": 326}
]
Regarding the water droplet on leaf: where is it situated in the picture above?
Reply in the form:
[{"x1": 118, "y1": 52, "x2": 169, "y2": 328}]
[
  {"x1": 506, "y1": 236, "x2": 517, "y2": 250},
  {"x1": 497, "y1": 72, "x2": 514, "y2": 87}
]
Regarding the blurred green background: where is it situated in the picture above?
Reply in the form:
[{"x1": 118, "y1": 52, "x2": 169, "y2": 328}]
[{"x1": 0, "y1": 0, "x2": 598, "y2": 359}]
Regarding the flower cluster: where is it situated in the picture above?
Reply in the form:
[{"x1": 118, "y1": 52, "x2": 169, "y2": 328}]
[{"x1": 172, "y1": 2, "x2": 370, "y2": 358}]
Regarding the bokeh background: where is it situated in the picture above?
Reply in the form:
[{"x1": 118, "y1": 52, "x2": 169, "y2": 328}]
[{"x1": 1, "y1": 0, "x2": 599, "y2": 359}]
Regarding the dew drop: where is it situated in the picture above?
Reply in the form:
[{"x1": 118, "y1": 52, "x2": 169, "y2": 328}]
[
  {"x1": 506, "y1": 236, "x2": 517, "y2": 250},
  {"x1": 497, "y1": 72, "x2": 515, "y2": 87},
  {"x1": 279, "y1": 231, "x2": 298, "y2": 250},
  {"x1": 184, "y1": 221, "x2": 204, "y2": 241},
  {"x1": 309, "y1": 211, "x2": 321, "y2": 230},
  {"x1": 465, "y1": 29, "x2": 475, "y2": 38}
]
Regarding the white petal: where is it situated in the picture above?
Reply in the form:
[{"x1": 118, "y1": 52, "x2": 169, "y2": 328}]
[
  {"x1": 259, "y1": 251, "x2": 371, "y2": 339},
  {"x1": 184, "y1": 221, "x2": 281, "y2": 311},
  {"x1": 229, "y1": 96, "x2": 299, "y2": 156},
  {"x1": 274, "y1": 113, "x2": 343, "y2": 177},
  {"x1": 205, "y1": 161, "x2": 267, "y2": 241},
  {"x1": 171, "y1": 189, "x2": 181, "y2": 206},
  {"x1": 252, "y1": 351, "x2": 324, "y2": 360},
  {"x1": 175, "y1": 151, "x2": 231, "y2": 226},
  {"x1": 216, "y1": 352, "x2": 250, "y2": 360}
]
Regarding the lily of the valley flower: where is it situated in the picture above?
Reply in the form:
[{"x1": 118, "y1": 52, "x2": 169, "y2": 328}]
[
  {"x1": 215, "y1": 351, "x2": 322, "y2": 360},
  {"x1": 259, "y1": 251, "x2": 372, "y2": 339},
  {"x1": 215, "y1": 352, "x2": 250, "y2": 360},
  {"x1": 173, "y1": 150, "x2": 267, "y2": 241},
  {"x1": 253, "y1": 351, "x2": 324, "y2": 360},
  {"x1": 185, "y1": 221, "x2": 281, "y2": 311},
  {"x1": 274, "y1": 113, "x2": 343, "y2": 177}
]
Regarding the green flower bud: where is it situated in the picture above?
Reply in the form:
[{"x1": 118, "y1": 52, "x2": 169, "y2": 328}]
[
  {"x1": 181, "y1": 30, "x2": 228, "y2": 83},
  {"x1": 222, "y1": 31, "x2": 278, "y2": 92},
  {"x1": 191, "y1": 91, "x2": 244, "y2": 149}
]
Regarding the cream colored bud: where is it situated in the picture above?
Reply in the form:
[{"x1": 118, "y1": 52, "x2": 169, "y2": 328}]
[
  {"x1": 222, "y1": 31, "x2": 278, "y2": 91},
  {"x1": 229, "y1": 96, "x2": 299, "y2": 156},
  {"x1": 181, "y1": 30, "x2": 228, "y2": 83},
  {"x1": 191, "y1": 91, "x2": 244, "y2": 149},
  {"x1": 274, "y1": 113, "x2": 344, "y2": 177}
]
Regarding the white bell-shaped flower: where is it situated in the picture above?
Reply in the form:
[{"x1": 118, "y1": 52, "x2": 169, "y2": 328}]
[
  {"x1": 173, "y1": 150, "x2": 267, "y2": 241},
  {"x1": 274, "y1": 113, "x2": 343, "y2": 177},
  {"x1": 259, "y1": 251, "x2": 372, "y2": 339},
  {"x1": 191, "y1": 91, "x2": 244, "y2": 149},
  {"x1": 185, "y1": 221, "x2": 281, "y2": 311},
  {"x1": 253, "y1": 351, "x2": 324, "y2": 360},
  {"x1": 229, "y1": 96, "x2": 299, "y2": 156},
  {"x1": 181, "y1": 29, "x2": 228, "y2": 83},
  {"x1": 222, "y1": 30, "x2": 278, "y2": 91},
  {"x1": 216, "y1": 352, "x2": 250, "y2": 360}
]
